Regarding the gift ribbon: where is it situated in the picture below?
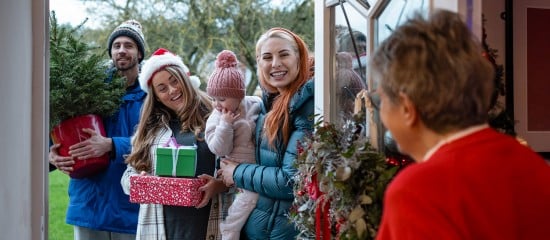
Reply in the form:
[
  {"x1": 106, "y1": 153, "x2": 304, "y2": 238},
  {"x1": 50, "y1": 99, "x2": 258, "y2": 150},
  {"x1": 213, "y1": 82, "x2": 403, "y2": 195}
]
[
  {"x1": 306, "y1": 173, "x2": 321, "y2": 200},
  {"x1": 163, "y1": 137, "x2": 182, "y2": 177},
  {"x1": 162, "y1": 137, "x2": 198, "y2": 177},
  {"x1": 307, "y1": 173, "x2": 331, "y2": 240},
  {"x1": 171, "y1": 148, "x2": 180, "y2": 177},
  {"x1": 315, "y1": 195, "x2": 331, "y2": 240},
  {"x1": 163, "y1": 137, "x2": 180, "y2": 148}
]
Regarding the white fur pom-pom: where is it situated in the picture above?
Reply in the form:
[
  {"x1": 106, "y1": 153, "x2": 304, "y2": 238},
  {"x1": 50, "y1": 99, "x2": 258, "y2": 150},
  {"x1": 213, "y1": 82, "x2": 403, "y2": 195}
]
[{"x1": 189, "y1": 75, "x2": 201, "y2": 89}]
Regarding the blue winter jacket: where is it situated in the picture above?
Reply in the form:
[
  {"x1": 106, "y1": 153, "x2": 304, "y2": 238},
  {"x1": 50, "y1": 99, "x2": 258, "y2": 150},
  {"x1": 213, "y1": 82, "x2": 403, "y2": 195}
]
[
  {"x1": 65, "y1": 75, "x2": 146, "y2": 234},
  {"x1": 234, "y1": 79, "x2": 314, "y2": 240}
]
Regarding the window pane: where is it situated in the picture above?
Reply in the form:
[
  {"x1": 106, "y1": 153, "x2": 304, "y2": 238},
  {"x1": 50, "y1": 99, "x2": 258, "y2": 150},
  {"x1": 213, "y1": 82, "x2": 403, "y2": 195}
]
[
  {"x1": 331, "y1": 1, "x2": 368, "y2": 124},
  {"x1": 376, "y1": 0, "x2": 428, "y2": 46}
]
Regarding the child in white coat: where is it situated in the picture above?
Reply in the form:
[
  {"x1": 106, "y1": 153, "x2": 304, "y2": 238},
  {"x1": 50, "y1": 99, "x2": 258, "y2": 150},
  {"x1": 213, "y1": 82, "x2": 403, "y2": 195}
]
[{"x1": 205, "y1": 50, "x2": 261, "y2": 240}]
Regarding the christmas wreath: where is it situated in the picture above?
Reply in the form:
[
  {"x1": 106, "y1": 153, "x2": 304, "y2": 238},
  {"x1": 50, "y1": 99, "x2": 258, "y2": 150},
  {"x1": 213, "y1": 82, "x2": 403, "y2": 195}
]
[{"x1": 290, "y1": 114, "x2": 399, "y2": 240}]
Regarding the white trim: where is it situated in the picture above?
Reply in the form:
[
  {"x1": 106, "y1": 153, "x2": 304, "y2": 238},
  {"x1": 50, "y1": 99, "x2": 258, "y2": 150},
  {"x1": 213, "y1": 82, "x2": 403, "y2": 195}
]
[{"x1": 315, "y1": 1, "x2": 332, "y2": 123}]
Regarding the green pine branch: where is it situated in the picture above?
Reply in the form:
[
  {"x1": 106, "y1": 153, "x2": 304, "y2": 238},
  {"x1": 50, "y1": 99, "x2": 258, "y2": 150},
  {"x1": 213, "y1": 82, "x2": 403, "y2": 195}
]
[{"x1": 49, "y1": 12, "x2": 125, "y2": 130}]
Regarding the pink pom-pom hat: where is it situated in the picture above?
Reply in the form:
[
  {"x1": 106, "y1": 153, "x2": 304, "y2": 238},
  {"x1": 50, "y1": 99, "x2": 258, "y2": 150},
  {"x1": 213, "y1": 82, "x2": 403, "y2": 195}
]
[{"x1": 206, "y1": 50, "x2": 245, "y2": 99}]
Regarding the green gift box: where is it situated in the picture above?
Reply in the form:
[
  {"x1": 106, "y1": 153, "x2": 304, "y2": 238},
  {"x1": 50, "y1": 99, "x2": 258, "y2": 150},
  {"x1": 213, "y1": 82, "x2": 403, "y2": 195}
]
[{"x1": 155, "y1": 145, "x2": 197, "y2": 177}]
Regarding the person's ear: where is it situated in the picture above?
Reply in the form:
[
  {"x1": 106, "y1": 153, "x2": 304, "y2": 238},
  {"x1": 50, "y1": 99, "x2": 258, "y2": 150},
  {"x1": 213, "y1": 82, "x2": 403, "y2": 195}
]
[{"x1": 398, "y1": 92, "x2": 418, "y2": 127}]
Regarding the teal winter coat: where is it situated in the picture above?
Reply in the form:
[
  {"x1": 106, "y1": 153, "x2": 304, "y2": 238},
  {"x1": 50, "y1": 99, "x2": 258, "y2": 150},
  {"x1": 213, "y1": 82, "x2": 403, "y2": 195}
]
[{"x1": 233, "y1": 79, "x2": 314, "y2": 240}]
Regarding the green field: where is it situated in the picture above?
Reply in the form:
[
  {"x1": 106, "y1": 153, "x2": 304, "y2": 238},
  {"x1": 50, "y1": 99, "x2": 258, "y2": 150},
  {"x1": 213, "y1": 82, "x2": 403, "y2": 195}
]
[{"x1": 48, "y1": 170, "x2": 73, "y2": 240}]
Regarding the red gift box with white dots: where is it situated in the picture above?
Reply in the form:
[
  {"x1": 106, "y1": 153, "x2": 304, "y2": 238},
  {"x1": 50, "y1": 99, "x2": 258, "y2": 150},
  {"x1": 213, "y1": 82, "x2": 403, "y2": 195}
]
[{"x1": 129, "y1": 175, "x2": 206, "y2": 207}]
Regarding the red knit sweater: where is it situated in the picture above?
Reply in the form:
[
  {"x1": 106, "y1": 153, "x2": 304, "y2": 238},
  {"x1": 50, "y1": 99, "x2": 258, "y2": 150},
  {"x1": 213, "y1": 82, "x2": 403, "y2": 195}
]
[{"x1": 376, "y1": 128, "x2": 550, "y2": 240}]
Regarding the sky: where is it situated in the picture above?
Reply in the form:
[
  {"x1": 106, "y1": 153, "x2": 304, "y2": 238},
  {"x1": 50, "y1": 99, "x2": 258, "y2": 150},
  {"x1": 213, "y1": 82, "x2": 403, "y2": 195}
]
[
  {"x1": 49, "y1": 0, "x2": 362, "y2": 31},
  {"x1": 50, "y1": 0, "x2": 288, "y2": 29},
  {"x1": 49, "y1": 0, "x2": 102, "y2": 28}
]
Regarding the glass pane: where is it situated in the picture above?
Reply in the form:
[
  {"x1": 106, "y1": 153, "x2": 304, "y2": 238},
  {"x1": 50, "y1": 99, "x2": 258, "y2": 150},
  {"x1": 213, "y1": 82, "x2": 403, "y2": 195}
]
[
  {"x1": 331, "y1": 1, "x2": 368, "y2": 124},
  {"x1": 375, "y1": 0, "x2": 428, "y2": 46},
  {"x1": 372, "y1": 0, "x2": 429, "y2": 150}
]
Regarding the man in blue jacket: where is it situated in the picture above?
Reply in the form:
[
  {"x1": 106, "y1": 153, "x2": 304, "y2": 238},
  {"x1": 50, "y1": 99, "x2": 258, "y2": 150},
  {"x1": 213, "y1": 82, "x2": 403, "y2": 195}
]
[{"x1": 49, "y1": 19, "x2": 147, "y2": 240}]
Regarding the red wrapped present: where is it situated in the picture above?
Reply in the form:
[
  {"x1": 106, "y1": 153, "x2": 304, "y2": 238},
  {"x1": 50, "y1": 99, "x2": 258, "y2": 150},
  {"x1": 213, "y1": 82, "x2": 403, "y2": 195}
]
[{"x1": 129, "y1": 175, "x2": 206, "y2": 207}]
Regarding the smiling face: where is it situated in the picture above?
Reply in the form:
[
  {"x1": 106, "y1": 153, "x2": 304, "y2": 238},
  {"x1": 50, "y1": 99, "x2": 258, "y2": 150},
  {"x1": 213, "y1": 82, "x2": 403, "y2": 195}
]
[
  {"x1": 151, "y1": 70, "x2": 184, "y2": 112},
  {"x1": 110, "y1": 36, "x2": 140, "y2": 71},
  {"x1": 257, "y1": 37, "x2": 300, "y2": 92}
]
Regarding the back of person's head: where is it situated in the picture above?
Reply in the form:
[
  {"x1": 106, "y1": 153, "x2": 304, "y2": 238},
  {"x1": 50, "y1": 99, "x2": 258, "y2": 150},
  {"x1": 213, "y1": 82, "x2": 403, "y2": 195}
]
[
  {"x1": 336, "y1": 29, "x2": 366, "y2": 55},
  {"x1": 207, "y1": 50, "x2": 246, "y2": 99},
  {"x1": 369, "y1": 9, "x2": 494, "y2": 133},
  {"x1": 255, "y1": 27, "x2": 311, "y2": 94},
  {"x1": 336, "y1": 52, "x2": 366, "y2": 117},
  {"x1": 107, "y1": 19, "x2": 147, "y2": 63}
]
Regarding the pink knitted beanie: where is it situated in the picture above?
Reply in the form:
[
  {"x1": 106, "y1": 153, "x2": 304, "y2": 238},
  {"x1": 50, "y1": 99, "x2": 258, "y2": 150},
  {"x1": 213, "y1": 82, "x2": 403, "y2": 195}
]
[{"x1": 206, "y1": 50, "x2": 245, "y2": 99}]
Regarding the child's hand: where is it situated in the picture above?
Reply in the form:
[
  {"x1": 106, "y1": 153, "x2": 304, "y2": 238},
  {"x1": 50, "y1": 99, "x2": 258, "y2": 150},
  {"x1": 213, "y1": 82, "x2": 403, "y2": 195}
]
[
  {"x1": 219, "y1": 159, "x2": 238, "y2": 187},
  {"x1": 221, "y1": 108, "x2": 240, "y2": 124}
]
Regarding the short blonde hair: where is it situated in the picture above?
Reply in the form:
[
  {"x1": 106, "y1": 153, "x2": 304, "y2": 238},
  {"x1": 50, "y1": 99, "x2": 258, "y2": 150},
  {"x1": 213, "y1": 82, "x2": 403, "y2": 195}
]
[{"x1": 369, "y1": 10, "x2": 494, "y2": 133}]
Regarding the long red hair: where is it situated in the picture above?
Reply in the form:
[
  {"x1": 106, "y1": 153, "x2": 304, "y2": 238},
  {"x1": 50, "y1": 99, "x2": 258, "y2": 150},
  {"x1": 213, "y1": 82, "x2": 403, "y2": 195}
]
[{"x1": 256, "y1": 27, "x2": 311, "y2": 146}]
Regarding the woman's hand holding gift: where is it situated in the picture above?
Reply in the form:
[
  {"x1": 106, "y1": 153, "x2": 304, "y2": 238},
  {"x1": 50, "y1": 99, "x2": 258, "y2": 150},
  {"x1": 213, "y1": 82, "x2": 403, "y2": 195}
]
[{"x1": 197, "y1": 174, "x2": 228, "y2": 208}]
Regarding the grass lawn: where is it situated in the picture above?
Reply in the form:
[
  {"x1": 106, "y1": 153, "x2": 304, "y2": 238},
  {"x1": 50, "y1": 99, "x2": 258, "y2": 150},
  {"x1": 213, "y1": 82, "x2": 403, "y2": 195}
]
[{"x1": 49, "y1": 170, "x2": 73, "y2": 240}]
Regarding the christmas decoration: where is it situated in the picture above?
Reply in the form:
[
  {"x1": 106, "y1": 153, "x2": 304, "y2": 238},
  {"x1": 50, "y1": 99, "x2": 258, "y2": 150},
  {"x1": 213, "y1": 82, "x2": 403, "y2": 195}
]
[
  {"x1": 290, "y1": 114, "x2": 398, "y2": 240},
  {"x1": 481, "y1": 15, "x2": 516, "y2": 136}
]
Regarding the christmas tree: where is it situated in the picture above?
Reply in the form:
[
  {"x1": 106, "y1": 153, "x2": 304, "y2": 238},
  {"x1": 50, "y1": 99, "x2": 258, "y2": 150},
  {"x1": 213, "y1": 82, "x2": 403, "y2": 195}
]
[{"x1": 49, "y1": 11, "x2": 125, "y2": 130}]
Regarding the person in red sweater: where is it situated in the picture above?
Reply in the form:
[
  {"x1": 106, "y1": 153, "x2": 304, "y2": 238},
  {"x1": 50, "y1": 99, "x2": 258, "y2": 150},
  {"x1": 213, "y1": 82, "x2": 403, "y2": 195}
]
[{"x1": 369, "y1": 9, "x2": 550, "y2": 240}]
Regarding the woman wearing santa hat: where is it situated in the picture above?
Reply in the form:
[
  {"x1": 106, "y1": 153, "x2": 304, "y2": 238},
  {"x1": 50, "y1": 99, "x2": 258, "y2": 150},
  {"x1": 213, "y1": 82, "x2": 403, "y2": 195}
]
[{"x1": 121, "y1": 48, "x2": 228, "y2": 240}]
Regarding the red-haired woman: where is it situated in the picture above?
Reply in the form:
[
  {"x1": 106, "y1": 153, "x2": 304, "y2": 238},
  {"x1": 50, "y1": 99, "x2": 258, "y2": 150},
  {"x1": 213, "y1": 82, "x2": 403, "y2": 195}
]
[{"x1": 219, "y1": 27, "x2": 314, "y2": 240}]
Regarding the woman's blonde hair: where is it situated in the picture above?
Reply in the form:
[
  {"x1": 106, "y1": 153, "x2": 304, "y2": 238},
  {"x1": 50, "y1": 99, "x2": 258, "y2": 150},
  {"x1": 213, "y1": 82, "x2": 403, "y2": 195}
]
[
  {"x1": 369, "y1": 10, "x2": 494, "y2": 133},
  {"x1": 125, "y1": 65, "x2": 212, "y2": 172},
  {"x1": 255, "y1": 27, "x2": 311, "y2": 146}
]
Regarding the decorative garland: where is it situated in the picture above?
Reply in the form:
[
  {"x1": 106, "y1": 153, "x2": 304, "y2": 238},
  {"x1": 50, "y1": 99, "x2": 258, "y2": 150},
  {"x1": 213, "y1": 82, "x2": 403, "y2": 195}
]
[{"x1": 290, "y1": 114, "x2": 398, "y2": 240}]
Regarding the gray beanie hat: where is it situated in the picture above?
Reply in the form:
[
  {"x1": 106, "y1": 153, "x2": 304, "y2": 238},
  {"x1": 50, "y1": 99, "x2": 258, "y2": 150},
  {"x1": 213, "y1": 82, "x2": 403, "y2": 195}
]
[{"x1": 107, "y1": 19, "x2": 146, "y2": 63}]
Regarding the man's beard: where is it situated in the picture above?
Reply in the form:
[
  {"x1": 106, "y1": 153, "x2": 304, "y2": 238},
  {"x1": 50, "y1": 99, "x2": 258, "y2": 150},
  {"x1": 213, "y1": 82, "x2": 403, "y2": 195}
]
[{"x1": 115, "y1": 58, "x2": 138, "y2": 71}]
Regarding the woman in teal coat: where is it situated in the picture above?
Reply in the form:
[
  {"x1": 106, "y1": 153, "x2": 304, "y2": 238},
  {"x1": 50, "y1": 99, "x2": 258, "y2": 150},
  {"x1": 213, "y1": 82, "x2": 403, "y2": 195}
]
[{"x1": 219, "y1": 27, "x2": 314, "y2": 240}]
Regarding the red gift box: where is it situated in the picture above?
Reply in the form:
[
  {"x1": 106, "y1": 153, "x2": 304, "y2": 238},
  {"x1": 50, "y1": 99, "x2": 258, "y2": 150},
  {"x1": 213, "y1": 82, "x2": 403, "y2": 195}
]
[{"x1": 129, "y1": 175, "x2": 206, "y2": 207}]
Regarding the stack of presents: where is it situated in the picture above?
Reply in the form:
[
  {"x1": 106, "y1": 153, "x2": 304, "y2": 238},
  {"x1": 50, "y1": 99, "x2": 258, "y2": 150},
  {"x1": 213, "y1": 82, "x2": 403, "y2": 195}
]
[{"x1": 129, "y1": 138, "x2": 205, "y2": 206}]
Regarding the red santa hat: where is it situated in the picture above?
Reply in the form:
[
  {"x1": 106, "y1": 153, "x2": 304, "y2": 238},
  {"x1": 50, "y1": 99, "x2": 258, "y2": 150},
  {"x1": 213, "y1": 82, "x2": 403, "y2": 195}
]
[{"x1": 139, "y1": 48, "x2": 200, "y2": 93}]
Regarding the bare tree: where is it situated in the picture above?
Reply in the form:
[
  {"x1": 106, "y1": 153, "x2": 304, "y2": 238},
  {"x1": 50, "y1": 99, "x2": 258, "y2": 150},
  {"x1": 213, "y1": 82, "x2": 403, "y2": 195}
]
[{"x1": 78, "y1": 0, "x2": 314, "y2": 94}]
